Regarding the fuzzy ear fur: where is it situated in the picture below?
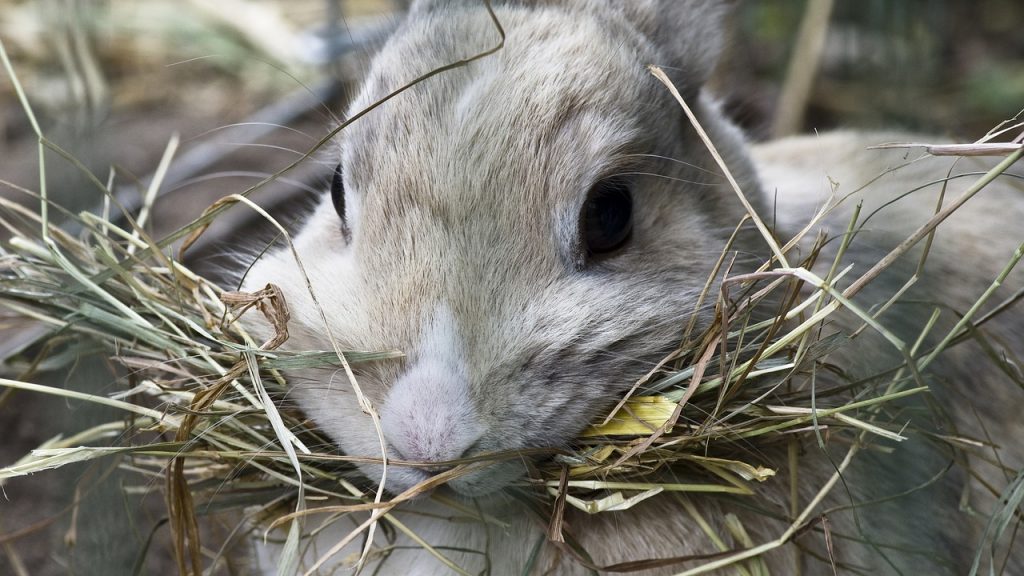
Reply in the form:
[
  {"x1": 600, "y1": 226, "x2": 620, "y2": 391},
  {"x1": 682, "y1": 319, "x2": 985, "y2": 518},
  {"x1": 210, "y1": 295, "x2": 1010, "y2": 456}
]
[
  {"x1": 408, "y1": 0, "x2": 729, "y2": 87},
  {"x1": 616, "y1": 0, "x2": 729, "y2": 85}
]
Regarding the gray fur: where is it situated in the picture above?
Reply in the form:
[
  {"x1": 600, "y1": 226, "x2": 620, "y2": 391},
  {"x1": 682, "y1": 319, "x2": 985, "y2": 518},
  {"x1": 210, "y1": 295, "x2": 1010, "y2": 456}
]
[{"x1": 241, "y1": 1, "x2": 1024, "y2": 573}]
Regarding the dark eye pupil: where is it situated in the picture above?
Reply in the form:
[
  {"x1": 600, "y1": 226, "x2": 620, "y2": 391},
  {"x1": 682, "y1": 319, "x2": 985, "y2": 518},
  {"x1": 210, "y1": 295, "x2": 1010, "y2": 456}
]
[
  {"x1": 330, "y1": 163, "x2": 345, "y2": 222},
  {"x1": 584, "y1": 179, "x2": 633, "y2": 255}
]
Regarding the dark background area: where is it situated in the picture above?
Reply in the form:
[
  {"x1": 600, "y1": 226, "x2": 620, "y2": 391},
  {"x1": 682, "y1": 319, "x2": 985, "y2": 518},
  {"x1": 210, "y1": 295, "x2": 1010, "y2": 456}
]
[
  {"x1": 1, "y1": 0, "x2": 1021, "y2": 574},
  {"x1": 721, "y1": 0, "x2": 1024, "y2": 139}
]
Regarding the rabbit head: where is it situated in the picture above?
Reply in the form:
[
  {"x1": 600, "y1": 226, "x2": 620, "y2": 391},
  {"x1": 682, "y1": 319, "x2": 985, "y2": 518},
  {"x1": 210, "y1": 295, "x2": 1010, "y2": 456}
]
[{"x1": 242, "y1": 0, "x2": 762, "y2": 497}]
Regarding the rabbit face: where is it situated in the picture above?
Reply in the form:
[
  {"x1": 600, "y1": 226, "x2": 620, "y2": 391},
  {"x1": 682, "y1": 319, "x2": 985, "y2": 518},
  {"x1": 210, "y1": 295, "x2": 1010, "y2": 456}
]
[{"x1": 242, "y1": 0, "x2": 760, "y2": 497}]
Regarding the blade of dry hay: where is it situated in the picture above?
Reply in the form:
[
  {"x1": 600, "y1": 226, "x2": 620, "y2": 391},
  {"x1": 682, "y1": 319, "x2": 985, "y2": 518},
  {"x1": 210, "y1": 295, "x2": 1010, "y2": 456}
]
[{"x1": 546, "y1": 485, "x2": 664, "y2": 514}]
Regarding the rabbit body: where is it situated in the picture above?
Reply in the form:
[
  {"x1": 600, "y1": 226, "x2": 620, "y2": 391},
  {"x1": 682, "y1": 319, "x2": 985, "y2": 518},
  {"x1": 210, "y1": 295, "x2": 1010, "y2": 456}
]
[{"x1": 241, "y1": 1, "x2": 1024, "y2": 573}]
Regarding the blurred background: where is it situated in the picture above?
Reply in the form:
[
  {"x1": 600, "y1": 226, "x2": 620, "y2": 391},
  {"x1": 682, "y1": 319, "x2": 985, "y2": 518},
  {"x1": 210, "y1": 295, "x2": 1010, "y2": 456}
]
[
  {"x1": 722, "y1": 0, "x2": 1024, "y2": 139},
  {"x1": 0, "y1": 0, "x2": 1021, "y2": 574}
]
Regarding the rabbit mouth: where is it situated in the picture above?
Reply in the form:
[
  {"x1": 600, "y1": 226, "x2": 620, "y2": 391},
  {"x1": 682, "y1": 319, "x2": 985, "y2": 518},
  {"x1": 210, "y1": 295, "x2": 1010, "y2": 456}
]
[
  {"x1": 445, "y1": 459, "x2": 529, "y2": 497},
  {"x1": 364, "y1": 458, "x2": 529, "y2": 504}
]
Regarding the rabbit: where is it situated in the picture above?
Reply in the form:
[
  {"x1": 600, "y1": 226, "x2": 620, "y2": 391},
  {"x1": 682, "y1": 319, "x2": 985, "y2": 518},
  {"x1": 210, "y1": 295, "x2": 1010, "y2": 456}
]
[{"x1": 239, "y1": 0, "x2": 1024, "y2": 573}]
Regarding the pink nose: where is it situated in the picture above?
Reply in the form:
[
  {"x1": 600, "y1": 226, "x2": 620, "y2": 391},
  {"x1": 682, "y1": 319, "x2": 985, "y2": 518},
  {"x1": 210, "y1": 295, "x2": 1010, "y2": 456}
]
[
  {"x1": 379, "y1": 358, "x2": 485, "y2": 467},
  {"x1": 383, "y1": 414, "x2": 480, "y2": 466}
]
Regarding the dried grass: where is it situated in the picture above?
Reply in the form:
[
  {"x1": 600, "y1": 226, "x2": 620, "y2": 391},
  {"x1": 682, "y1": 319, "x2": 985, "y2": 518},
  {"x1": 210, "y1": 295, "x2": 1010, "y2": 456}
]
[{"x1": 2, "y1": 15, "x2": 1023, "y2": 576}]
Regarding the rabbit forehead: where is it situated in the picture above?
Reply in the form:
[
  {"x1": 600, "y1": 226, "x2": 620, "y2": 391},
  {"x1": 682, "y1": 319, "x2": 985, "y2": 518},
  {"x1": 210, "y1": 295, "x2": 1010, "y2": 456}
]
[{"x1": 339, "y1": 5, "x2": 662, "y2": 258}]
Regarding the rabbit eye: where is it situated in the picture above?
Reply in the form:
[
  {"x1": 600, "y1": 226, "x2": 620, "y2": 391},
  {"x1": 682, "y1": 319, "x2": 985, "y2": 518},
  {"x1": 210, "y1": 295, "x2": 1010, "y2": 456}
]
[
  {"x1": 582, "y1": 178, "x2": 633, "y2": 257},
  {"x1": 329, "y1": 163, "x2": 352, "y2": 242},
  {"x1": 330, "y1": 163, "x2": 346, "y2": 222}
]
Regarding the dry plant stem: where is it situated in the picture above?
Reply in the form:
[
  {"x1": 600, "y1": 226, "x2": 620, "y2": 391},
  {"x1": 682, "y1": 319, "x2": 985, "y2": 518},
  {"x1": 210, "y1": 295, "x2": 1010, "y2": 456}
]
[
  {"x1": 737, "y1": 386, "x2": 925, "y2": 440},
  {"x1": 0, "y1": 39, "x2": 45, "y2": 227},
  {"x1": 918, "y1": 241, "x2": 1024, "y2": 372},
  {"x1": 267, "y1": 474, "x2": 475, "y2": 575},
  {"x1": 849, "y1": 158, "x2": 958, "y2": 343},
  {"x1": 299, "y1": 465, "x2": 491, "y2": 576},
  {"x1": 242, "y1": 349, "x2": 308, "y2": 575},
  {"x1": 784, "y1": 267, "x2": 919, "y2": 376},
  {"x1": 0, "y1": 378, "x2": 170, "y2": 423},
  {"x1": 664, "y1": 268, "x2": 852, "y2": 404},
  {"x1": 711, "y1": 274, "x2": 800, "y2": 425},
  {"x1": 681, "y1": 219, "x2": 748, "y2": 354},
  {"x1": 777, "y1": 150, "x2": 978, "y2": 271},
  {"x1": 787, "y1": 437, "x2": 801, "y2": 573},
  {"x1": 772, "y1": 0, "x2": 835, "y2": 137},
  {"x1": 128, "y1": 134, "x2": 179, "y2": 255},
  {"x1": 548, "y1": 467, "x2": 570, "y2": 543},
  {"x1": 673, "y1": 445, "x2": 860, "y2": 576},
  {"x1": 184, "y1": 194, "x2": 372, "y2": 573},
  {"x1": 798, "y1": 211, "x2": 858, "y2": 439},
  {"x1": 981, "y1": 124, "x2": 1024, "y2": 153},
  {"x1": 871, "y1": 142, "x2": 1024, "y2": 157},
  {"x1": 11, "y1": 206, "x2": 260, "y2": 569},
  {"x1": 609, "y1": 333, "x2": 721, "y2": 469},
  {"x1": 171, "y1": 393, "x2": 228, "y2": 572},
  {"x1": 801, "y1": 247, "x2": 1024, "y2": 574},
  {"x1": 646, "y1": 258, "x2": 933, "y2": 573},
  {"x1": 649, "y1": 65, "x2": 789, "y2": 268},
  {"x1": 2, "y1": 540, "x2": 29, "y2": 576},
  {"x1": 600, "y1": 218, "x2": 747, "y2": 427},
  {"x1": 842, "y1": 146, "x2": 1024, "y2": 300},
  {"x1": 676, "y1": 496, "x2": 741, "y2": 558},
  {"x1": 544, "y1": 480, "x2": 750, "y2": 495},
  {"x1": 983, "y1": 119, "x2": 1024, "y2": 143},
  {"x1": 969, "y1": 468, "x2": 1024, "y2": 575},
  {"x1": 796, "y1": 205, "x2": 860, "y2": 360},
  {"x1": 272, "y1": 464, "x2": 494, "y2": 525}
]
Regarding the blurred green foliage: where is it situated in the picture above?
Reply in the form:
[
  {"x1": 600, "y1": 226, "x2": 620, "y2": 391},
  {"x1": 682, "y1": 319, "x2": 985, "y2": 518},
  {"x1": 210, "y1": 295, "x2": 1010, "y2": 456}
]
[{"x1": 726, "y1": 0, "x2": 1024, "y2": 138}]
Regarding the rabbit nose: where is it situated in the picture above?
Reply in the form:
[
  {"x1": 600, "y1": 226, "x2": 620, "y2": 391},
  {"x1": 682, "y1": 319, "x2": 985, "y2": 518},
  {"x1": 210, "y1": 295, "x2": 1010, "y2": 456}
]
[
  {"x1": 379, "y1": 357, "x2": 485, "y2": 469},
  {"x1": 385, "y1": 423, "x2": 480, "y2": 472}
]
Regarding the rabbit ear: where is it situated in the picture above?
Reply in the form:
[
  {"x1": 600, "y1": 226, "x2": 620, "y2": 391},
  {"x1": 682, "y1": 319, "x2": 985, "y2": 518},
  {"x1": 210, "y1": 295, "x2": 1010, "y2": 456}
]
[
  {"x1": 406, "y1": 0, "x2": 729, "y2": 87},
  {"x1": 617, "y1": 0, "x2": 730, "y2": 87}
]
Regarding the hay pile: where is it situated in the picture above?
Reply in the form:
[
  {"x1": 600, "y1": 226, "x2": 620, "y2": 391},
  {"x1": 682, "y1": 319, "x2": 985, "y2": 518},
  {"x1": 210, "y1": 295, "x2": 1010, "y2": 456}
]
[{"x1": 2, "y1": 31, "x2": 1023, "y2": 576}]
